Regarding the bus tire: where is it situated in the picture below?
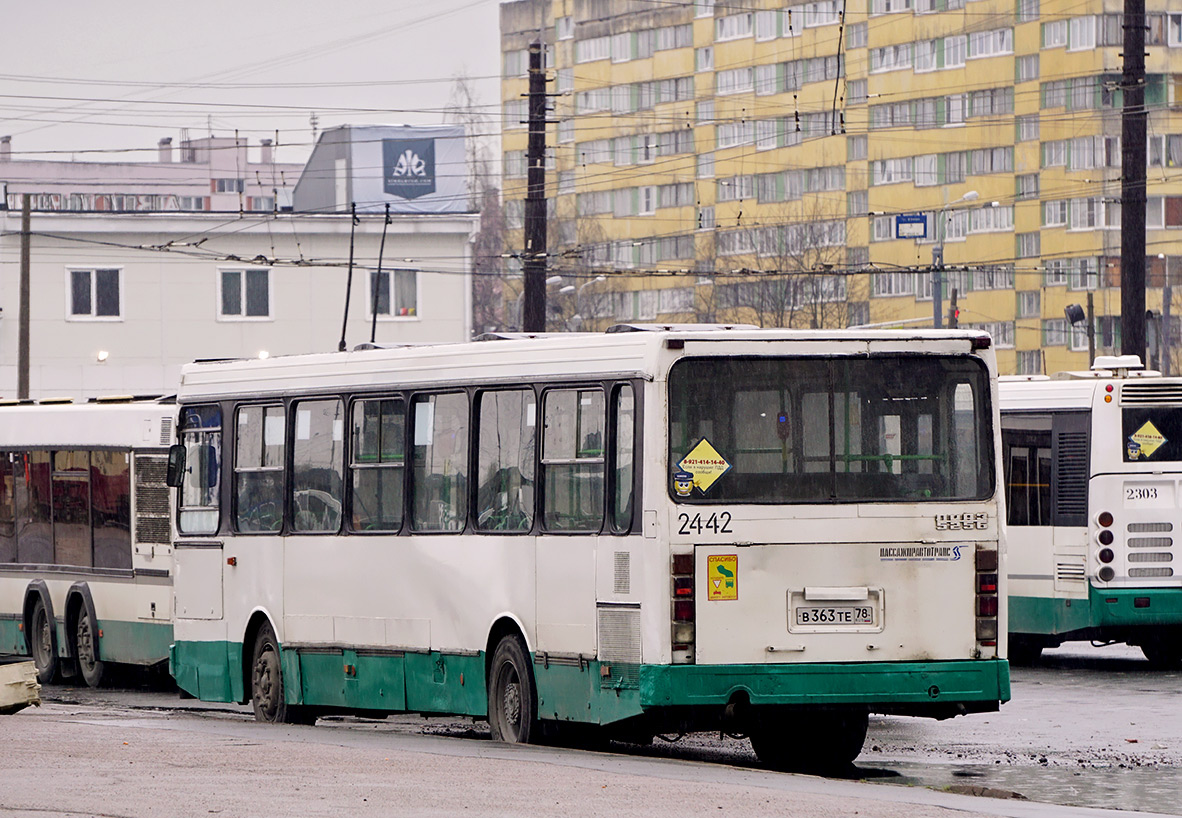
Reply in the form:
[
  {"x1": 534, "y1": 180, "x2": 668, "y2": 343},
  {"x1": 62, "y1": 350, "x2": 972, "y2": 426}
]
[
  {"x1": 28, "y1": 598, "x2": 58, "y2": 685},
  {"x1": 1007, "y1": 635, "x2": 1044, "y2": 666},
  {"x1": 1140, "y1": 634, "x2": 1182, "y2": 669},
  {"x1": 250, "y1": 622, "x2": 317, "y2": 725},
  {"x1": 750, "y1": 709, "x2": 868, "y2": 773},
  {"x1": 74, "y1": 607, "x2": 105, "y2": 688},
  {"x1": 488, "y1": 635, "x2": 537, "y2": 744}
]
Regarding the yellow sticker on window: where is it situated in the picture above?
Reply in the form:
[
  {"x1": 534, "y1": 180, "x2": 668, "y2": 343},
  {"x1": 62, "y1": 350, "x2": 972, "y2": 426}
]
[
  {"x1": 678, "y1": 439, "x2": 731, "y2": 494},
  {"x1": 706, "y1": 554, "x2": 738, "y2": 601},
  {"x1": 1129, "y1": 421, "x2": 1166, "y2": 460}
]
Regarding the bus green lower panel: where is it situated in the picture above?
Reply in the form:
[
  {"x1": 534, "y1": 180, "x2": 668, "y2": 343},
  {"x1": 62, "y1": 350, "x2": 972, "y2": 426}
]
[
  {"x1": 292, "y1": 650, "x2": 484, "y2": 716},
  {"x1": 0, "y1": 615, "x2": 26, "y2": 656},
  {"x1": 170, "y1": 640, "x2": 244, "y2": 703},
  {"x1": 640, "y1": 659, "x2": 1011, "y2": 708},
  {"x1": 94, "y1": 620, "x2": 172, "y2": 666},
  {"x1": 534, "y1": 660, "x2": 642, "y2": 725},
  {"x1": 1011, "y1": 587, "x2": 1182, "y2": 639}
]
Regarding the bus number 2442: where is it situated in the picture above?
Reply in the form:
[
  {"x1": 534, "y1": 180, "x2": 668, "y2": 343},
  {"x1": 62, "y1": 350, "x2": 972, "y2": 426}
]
[{"x1": 678, "y1": 512, "x2": 733, "y2": 535}]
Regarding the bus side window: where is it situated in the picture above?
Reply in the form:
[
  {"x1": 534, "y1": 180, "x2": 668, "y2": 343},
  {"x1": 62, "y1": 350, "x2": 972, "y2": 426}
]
[
  {"x1": 611, "y1": 384, "x2": 635, "y2": 533},
  {"x1": 18, "y1": 451, "x2": 53, "y2": 564},
  {"x1": 178, "y1": 405, "x2": 222, "y2": 536},
  {"x1": 235, "y1": 405, "x2": 285, "y2": 533},
  {"x1": 542, "y1": 388, "x2": 605, "y2": 532},
  {"x1": 291, "y1": 399, "x2": 345, "y2": 533},
  {"x1": 1002, "y1": 424, "x2": 1052, "y2": 527},
  {"x1": 92, "y1": 450, "x2": 131, "y2": 570},
  {"x1": 0, "y1": 454, "x2": 15, "y2": 562},
  {"x1": 475, "y1": 390, "x2": 536, "y2": 533},
  {"x1": 410, "y1": 393, "x2": 469, "y2": 532},
  {"x1": 350, "y1": 398, "x2": 405, "y2": 532}
]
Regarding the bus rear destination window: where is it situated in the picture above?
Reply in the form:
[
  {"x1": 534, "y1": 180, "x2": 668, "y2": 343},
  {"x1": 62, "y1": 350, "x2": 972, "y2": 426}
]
[{"x1": 668, "y1": 356, "x2": 994, "y2": 504}]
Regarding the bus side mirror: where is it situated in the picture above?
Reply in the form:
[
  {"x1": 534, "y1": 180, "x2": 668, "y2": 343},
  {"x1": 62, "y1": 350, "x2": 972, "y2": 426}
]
[{"x1": 166, "y1": 444, "x2": 186, "y2": 488}]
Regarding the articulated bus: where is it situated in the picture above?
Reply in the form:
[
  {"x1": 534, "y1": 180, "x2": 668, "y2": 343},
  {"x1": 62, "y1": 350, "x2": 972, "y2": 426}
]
[
  {"x1": 0, "y1": 399, "x2": 175, "y2": 685},
  {"x1": 168, "y1": 326, "x2": 1008, "y2": 770},
  {"x1": 1000, "y1": 355, "x2": 1182, "y2": 667}
]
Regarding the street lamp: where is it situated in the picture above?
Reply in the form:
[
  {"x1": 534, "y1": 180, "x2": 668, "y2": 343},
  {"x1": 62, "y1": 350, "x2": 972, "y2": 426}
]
[
  {"x1": 573, "y1": 275, "x2": 608, "y2": 329},
  {"x1": 514, "y1": 276, "x2": 566, "y2": 330},
  {"x1": 933, "y1": 190, "x2": 978, "y2": 329}
]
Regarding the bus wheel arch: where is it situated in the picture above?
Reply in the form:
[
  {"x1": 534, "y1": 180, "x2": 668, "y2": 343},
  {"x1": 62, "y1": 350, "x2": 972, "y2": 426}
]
[
  {"x1": 66, "y1": 583, "x2": 105, "y2": 688},
  {"x1": 485, "y1": 617, "x2": 538, "y2": 744},
  {"x1": 23, "y1": 582, "x2": 58, "y2": 684},
  {"x1": 244, "y1": 613, "x2": 316, "y2": 725}
]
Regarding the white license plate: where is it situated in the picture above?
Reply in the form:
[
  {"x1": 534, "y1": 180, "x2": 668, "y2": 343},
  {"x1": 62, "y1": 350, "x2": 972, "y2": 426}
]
[{"x1": 794, "y1": 605, "x2": 875, "y2": 626}]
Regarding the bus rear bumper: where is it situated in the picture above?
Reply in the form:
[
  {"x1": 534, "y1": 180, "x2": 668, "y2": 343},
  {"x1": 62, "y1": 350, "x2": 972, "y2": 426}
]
[{"x1": 639, "y1": 659, "x2": 1011, "y2": 716}]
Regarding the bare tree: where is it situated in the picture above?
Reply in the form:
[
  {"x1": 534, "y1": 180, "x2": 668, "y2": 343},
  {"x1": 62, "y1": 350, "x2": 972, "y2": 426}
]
[
  {"x1": 445, "y1": 75, "x2": 506, "y2": 335},
  {"x1": 713, "y1": 200, "x2": 851, "y2": 329}
]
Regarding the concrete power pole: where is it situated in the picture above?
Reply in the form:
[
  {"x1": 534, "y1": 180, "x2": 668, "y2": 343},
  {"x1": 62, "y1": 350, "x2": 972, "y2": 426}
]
[
  {"x1": 521, "y1": 42, "x2": 549, "y2": 333},
  {"x1": 1120, "y1": 0, "x2": 1147, "y2": 361}
]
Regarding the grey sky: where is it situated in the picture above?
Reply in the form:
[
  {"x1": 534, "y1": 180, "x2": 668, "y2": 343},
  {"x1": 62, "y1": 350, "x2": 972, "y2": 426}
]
[{"x1": 0, "y1": 0, "x2": 502, "y2": 164}]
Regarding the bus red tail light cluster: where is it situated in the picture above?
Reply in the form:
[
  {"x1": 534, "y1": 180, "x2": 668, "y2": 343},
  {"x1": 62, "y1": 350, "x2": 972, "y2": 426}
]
[
  {"x1": 671, "y1": 553, "x2": 695, "y2": 663},
  {"x1": 975, "y1": 548, "x2": 999, "y2": 646},
  {"x1": 1095, "y1": 511, "x2": 1116, "y2": 582}
]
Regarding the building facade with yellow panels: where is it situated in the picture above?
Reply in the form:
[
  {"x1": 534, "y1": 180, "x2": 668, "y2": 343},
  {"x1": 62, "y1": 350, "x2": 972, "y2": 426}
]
[{"x1": 500, "y1": 0, "x2": 1182, "y2": 375}]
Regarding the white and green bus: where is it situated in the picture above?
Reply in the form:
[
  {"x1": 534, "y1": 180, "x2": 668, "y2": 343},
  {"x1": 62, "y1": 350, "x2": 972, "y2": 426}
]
[
  {"x1": 1000, "y1": 355, "x2": 1182, "y2": 667},
  {"x1": 0, "y1": 399, "x2": 175, "y2": 685},
  {"x1": 168, "y1": 326, "x2": 1008, "y2": 770}
]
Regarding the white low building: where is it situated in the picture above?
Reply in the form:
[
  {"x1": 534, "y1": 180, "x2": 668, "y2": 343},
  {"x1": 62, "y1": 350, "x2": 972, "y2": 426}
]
[{"x1": 0, "y1": 210, "x2": 477, "y2": 399}]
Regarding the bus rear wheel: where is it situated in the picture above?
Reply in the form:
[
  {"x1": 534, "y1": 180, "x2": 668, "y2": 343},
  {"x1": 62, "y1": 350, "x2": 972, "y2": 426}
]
[
  {"x1": 29, "y1": 598, "x2": 58, "y2": 684},
  {"x1": 1139, "y1": 633, "x2": 1182, "y2": 669},
  {"x1": 250, "y1": 623, "x2": 316, "y2": 725},
  {"x1": 488, "y1": 635, "x2": 537, "y2": 744},
  {"x1": 749, "y1": 709, "x2": 869, "y2": 773},
  {"x1": 74, "y1": 608, "x2": 106, "y2": 688}
]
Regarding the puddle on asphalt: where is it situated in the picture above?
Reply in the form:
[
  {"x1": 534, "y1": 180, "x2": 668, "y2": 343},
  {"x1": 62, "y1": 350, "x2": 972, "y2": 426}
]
[{"x1": 857, "y1": 760, "x2": 1182, "y2": 814}]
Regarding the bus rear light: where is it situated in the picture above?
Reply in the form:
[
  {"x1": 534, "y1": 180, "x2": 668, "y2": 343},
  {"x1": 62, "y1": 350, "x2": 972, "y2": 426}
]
[
  {"x1": 1097, "y1": 511, "x2": 1114, "y2": 528},
  {"x1": 975, "y1": 549, "x2": 998, "y2": 571},
  {"x1": 975, "y1": 548, "x2": 999, "y2": 651},
  {"x1": 1098, "y1": 566, "x2": 1116, "y2": 582},
  {"x1": 671, "y1": 552, "x2": 695, "y2": 663},
  {"x1": 1099, "y1": 548, "x2": 1114, "y2": 564},
  {"x1": 1098, "y1": 530, "x2": 1114, "y2": 546}
]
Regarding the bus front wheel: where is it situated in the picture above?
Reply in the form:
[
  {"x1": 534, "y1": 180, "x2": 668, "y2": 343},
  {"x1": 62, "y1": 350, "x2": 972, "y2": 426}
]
[
  {"x1": 749, "y1": 709, "x2": 868, "y2": 773},
  {"x1": 29, "y1": 598, "x2": 58, "y2": 684},
  {"x1": 488, "y1": 635, "x2": 537, "y2": 744},
  {"x1": 250, "y1": 623, "x2": 316, "y2": 725}
]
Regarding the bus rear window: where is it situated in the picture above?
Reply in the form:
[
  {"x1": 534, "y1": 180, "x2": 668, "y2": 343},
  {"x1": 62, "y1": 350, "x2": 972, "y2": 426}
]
[
  {"x1": 1122, "y1": 407, "x2": 1182, "y2": 462},
  {"x1": 668, "y1": 356, "x2": 994, "y2": 504}
]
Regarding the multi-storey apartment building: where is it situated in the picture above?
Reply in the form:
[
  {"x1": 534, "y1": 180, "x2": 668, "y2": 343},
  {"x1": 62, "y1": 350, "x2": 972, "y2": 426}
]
[
  {"x1": 500, "y1": 0, "x2": 1182, "y2": 374},
  {"x1": 1, "y1": 134, "x2": 300, "y2": 214}
]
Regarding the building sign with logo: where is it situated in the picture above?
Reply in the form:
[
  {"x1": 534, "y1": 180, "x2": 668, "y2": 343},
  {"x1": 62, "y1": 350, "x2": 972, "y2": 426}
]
[{"x1": 383, "y1": 138, "x2": 436, "y2": 200}]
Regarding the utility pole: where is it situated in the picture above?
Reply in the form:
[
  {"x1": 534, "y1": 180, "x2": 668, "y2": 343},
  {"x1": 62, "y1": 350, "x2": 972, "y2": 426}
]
[
  {"x1": 1163, "y1": 258, "x2": 1172, "y2": 375},
  {"x1": 1121, "y1": 0, "x2": 1147, "y2": 361},
  {"x1": 1087, "y1": 291, "x2": 1096, "y2": 367},
  {"x1": 521, "y1": 42, "x2": 549, "y2": 332},
  {"x1": 931, "y1": 247, "x2": 944, "y2": 329},
  {"x1": 18, "y1": 194, "x2": 31, "y2": 400},
  {"x1": 948, "y1": 288, "x2": 959, "y2": 329}
]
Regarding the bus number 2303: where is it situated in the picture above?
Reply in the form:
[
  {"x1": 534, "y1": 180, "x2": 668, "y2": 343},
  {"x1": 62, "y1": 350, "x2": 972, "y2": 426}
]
[
  {"x1": 678, "y1": 512, "x2": 733, "y2": 535},
  {"x1": 1126, "y1": 486, "x2": 1159, "y2": 501}
]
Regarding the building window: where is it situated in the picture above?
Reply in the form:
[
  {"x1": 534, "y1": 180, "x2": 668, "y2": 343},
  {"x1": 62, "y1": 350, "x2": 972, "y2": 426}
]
[
  {"x1": 69, "y1": 268, "x2": 121, "y2": 319},
  {"x1": 1016, "y1": 350, "x2": 1042, "y2": 376},
  {"x1": 370, "y1": 269, "x2": 418, "y2": 317},
  {"x1": 1016, "y1": 232, "x2": 1041, "y2": 259},
  {"x1": 1017, "y1": 290, "x2": 1041, "y2": 318},
  {"x1": 556, "y1": 16, "x2": 573, "y2": 40},
  {"x1": 1016, "y1": 55, "x2": 1039, "y2": 82},
  {"x1": 213, "y1": 178, "x2": 245, "y2": 194},
  {"x1": 696, "y1": 47, "x2": 713, "y2": 72},
  {"x1": 1017, "y1": 174, "x2": 1039, "y2": 200},
  {"x1": 220, "y1": 268, "x2": 270, "y2": 319},
  {"x1": 846, "y1": 22, "x2": 868, "y2": 48}
]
